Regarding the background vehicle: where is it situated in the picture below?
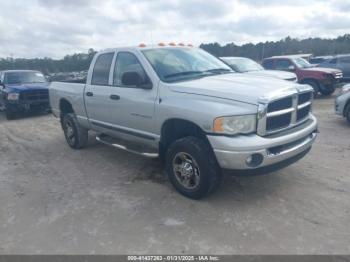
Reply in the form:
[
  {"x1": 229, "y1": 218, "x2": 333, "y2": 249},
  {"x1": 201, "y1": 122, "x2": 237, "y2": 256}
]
[
  {"x1": 220, "y1": 56, "x2": 297, "y2": 82},
  {"x1": 335, "y1": 84, "x2": 350, "y2": 123},
  {"x1": 309, "y1": 55, "x2": 333, "y2": 66},
  {"x1": 50, "y1": 45, "x2": 317, "y2": 199},
  {"x1": 262, "y1": 55, "x2": 343, "y2": 96},
  {"x1": 0, "y1": 70, "x2": 49, "y2": 119},
  {"x1": 318, "y1": 54, "x2": 350, "y2": 82}
]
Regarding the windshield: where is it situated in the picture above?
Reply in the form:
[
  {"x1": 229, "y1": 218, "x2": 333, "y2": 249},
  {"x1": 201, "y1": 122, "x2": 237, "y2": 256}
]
[
  {"x1": 292, "y1": 57, "x2": 312, "y2": 68},
  {"x1": 223, "y1": 57, "x2": 263, "y2": 72},
  {"x1": 4, "y1": 71, "x2": 47, "y2": 85},
  {"x1": 142, "y1": 48, "x2": 233, "y2": 82}
]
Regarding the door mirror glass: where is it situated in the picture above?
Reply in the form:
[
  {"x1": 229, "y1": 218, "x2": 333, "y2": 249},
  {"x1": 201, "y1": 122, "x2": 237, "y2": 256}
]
[
  {"x1": 121, "y1": 71, "x2": 152, "y2": 89},
  {"x1": 121, "y1": 71, "x2": 142, "y2": 86}
]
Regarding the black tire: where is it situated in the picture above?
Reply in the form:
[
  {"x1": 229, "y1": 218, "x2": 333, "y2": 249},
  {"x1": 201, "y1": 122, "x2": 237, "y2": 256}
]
[
  {"x1": 319, "y1": 84, "x2": 335, "y2": 96},
  {"x1": 5, "y1": 110, "x2": 16, "y2": 120},
  {"x1": 62, "y1": 113, "x2": 88, "y2": 149},
  {"x1": 165, "y1": 136, "x2": 222, "y2": 199},
  {"x1": 345, "y1": 103, "x2": 350, "y2": 124},
  {"x1": 303, "y1": 80, "x2": 320, "y2": 97}
]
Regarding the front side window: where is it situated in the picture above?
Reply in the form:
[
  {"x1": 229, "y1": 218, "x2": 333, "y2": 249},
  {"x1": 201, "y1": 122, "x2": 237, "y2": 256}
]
[
  {"x1": 4, "y1": 71, "x2": 46, "y2": 85},
  {"x1": 113, "y1": 52, "x2": 148, "y2": 86},
  {"x1": 91, "y1": 52, "x2": 114, "y2": 85},
  {"x1": 142, "y1": 48, "x2": 233, "y2": 82},
  {"x1": 291, "y1": 57, "x2": 312, "y2": 68},
  {"x1": 339, "y1": 57, "x2": 350, "y2": 63},
  {"x1": 224, "y1": 58, "x2": 263, "y2": 72}
]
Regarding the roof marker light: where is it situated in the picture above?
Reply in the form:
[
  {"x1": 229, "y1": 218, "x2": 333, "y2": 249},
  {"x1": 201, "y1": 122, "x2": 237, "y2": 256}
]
[
  {"x1": 178, "y1": 43, "x2": 185, "y2": 46},
  {"x1": 158, "y1": 43, "x2": 165, "y2": 46},
  {"x1": 169, "y1": 42, "x2": 176, "y2": 46},
  {"x1": 187, "y1": 44, "x2": 193, "y2": 47},
  {"x1": 139, "y1": 43, "x2": 146, "y2": 47}
]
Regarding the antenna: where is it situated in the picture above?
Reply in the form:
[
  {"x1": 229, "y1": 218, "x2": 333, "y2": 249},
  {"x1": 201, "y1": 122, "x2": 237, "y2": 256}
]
[{"x1": 150, "y1": 30, "x2": 154, "y2": 46}]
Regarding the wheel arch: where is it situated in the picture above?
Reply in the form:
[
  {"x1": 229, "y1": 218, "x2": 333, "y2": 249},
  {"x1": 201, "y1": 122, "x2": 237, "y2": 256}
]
[
  {"x1": 159, "y1": 118, "x2": 209, "y2": 160},
  {"x1": 59, "y1": 98, "x2": 74, "y2": 118},
  {"x1": 344, "y1": 99, "x2": 350, "y2": 117}
]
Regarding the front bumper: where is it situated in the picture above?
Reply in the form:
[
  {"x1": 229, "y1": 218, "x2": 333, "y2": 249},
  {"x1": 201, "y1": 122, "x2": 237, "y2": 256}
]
[
  {"x1": 6, "y1": 99, "x2": 50, "y2": 113},
  {"x1": 208, "y1": 114, "x2": 317, "y2": 171},
  {"x1": 335, "y1": 92, "x2": 349, "y2": 116}
]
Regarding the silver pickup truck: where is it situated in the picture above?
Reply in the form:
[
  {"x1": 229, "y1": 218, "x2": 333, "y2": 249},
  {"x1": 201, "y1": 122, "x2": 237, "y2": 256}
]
[{"x1": 50, "y1": 45, "x2": 318, "y2": 199}]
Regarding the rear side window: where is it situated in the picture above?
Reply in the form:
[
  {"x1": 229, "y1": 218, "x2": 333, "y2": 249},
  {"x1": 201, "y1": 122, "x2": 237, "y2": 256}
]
[
  {"x1": 91, "y1": 52, "x2": 114, "y2": 85},
  {"x1": 263, "y1": 59, "x2": 274, "y2": 69},
  {"x1": 275, "y1": 59, "x2": 292, "y2": 70}
]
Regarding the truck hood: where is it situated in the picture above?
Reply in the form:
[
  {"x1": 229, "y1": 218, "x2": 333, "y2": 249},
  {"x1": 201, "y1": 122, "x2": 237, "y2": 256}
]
[
  {"x1": 246, "y1": 70, "x2": 296, "y2": 80},
  {"x1": 167, "y1": 73, "x2": 304, "y2": 105},
  {"x1": 302, "y1": 67, "x2": 341, "y2": 74},
  {"x1": 5, "y1": 82, "x2": 49, "y2": 92}
]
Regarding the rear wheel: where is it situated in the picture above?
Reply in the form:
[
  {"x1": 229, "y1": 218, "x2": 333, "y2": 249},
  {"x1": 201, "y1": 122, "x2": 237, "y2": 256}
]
[
  {"x1": 62, "y1": 113, "x2": 88, "y2": 149},
  {"x1": 165, "y1": 136, "x2": 222, "y2": 199}
]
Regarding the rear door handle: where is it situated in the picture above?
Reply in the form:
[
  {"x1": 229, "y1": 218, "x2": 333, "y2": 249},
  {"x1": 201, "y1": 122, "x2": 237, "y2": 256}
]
[
  {"x1": 110, "y1": 94, "x2": 120, "y2": 100},
  {"x1": 86, "y1": 92, "x2": 93, "y2": 97}
]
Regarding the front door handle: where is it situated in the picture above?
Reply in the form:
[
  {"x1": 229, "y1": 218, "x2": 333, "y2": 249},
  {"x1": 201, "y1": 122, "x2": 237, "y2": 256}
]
[
  {"x1": 110, "y1": 94, "x2": 120, "y2": 100},
  {"x1": 86, "y1": 92, "x2": 93, "y2": 97}
]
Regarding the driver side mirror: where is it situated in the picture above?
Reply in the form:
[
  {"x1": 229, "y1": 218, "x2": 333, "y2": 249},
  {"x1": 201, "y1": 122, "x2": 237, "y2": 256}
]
[
  {"x1": 288, "y1": 65, "x2": 296, "y2": 71},
  {"x1": 121, "y1": 71, "x2": 152, "y2": 89}
]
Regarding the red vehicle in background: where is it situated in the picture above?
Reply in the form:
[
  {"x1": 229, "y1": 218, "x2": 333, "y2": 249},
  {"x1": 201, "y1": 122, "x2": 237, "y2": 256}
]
[{"x1": 262, "y1": 55, "x2": 343, "y2": 96}]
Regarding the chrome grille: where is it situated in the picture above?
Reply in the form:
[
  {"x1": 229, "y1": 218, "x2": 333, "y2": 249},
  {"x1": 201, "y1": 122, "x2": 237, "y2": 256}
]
[
  {"x1": 21, "y1": 90, "x2": 49, "y2": 101},
  {"x1": 257, "y1": 89, "x2": 313, "y2": 136}
]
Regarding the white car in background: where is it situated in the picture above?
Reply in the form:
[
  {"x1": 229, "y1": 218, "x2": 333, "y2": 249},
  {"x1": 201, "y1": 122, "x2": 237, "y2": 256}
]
[{"x1": 220, "y1": 56, "x2": 297, "y2": 82}]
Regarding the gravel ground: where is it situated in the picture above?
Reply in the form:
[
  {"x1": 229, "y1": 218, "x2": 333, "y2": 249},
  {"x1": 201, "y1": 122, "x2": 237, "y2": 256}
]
[{"x1": 0, "y1": 91, "x2": 349, "y2": 254}]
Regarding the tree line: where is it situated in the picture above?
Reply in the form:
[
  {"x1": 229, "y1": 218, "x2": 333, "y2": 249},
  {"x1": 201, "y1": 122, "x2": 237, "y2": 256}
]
[
  {"x1": 200, "y1": 34, "x2": 350, "y2": 61},
  {"x1": 1, "y1": 35, "x2": 350, "y2": 74}
]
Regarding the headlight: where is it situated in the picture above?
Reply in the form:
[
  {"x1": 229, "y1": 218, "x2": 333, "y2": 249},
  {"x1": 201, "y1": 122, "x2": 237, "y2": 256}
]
[
  {"x1": 213, "y1": 115, "x2": 256, "y2": 135},
  {"x1": 7, "y1": 93, "x2": 19, "y2": 101},
  {"x1": 341, "y1": 85, "x2": 350, "y2": 94}
]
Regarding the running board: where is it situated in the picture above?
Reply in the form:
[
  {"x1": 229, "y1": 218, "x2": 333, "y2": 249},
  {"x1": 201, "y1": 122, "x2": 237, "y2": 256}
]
[{"x1": 96, "y1": 134, "x2": 159, "y2": 158}]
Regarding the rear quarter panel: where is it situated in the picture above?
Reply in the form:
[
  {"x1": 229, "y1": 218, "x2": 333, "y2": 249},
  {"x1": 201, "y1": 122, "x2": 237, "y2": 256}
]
[{"x1": 49, "y1": 82, "x2": 89, "y2": 127}]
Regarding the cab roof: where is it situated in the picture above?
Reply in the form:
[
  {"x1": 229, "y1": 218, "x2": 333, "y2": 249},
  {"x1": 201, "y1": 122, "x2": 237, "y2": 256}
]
[
  {"x1": 1, "y1": 70, "x2": 42, "y2": 73},
  {"x1": 99, "y1": 44, "x2": 195, "y2": 53}
]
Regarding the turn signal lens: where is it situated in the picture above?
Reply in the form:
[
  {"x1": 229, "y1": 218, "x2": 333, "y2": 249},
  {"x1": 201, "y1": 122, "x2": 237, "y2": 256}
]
[{"x1": 213, "y1": 117, "x2": 224, "y2": 132}]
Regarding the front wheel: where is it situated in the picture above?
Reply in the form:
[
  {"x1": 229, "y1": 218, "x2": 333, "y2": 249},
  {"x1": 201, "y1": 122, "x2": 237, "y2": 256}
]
[
  {"x1": 303, "y1": 80, "x2": 320, "y2": 97},
  {"x1": 62, "y1": 113, "x2": 88, "y2": 149},
  {"x1": 345, "y1": 103, "x2": 350, "y2": 124},
  {"x1": 319, "y1": 84, "x2": 335, "y2": 96},
  {"x1": 165, "y1": 136, "x2": 222, "y2": 199},
  {"x1": 5, "y1": 110, "x2": 16, "y2": 120}
]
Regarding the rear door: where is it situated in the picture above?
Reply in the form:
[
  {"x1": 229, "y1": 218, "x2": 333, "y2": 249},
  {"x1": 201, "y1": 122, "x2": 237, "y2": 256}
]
[{"x1": 84, "y1": 51, "x2": 116, "y2": 129}]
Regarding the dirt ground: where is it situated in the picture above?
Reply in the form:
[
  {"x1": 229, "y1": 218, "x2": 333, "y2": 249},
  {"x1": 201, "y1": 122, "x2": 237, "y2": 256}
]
[{"x1": 0, "y1": 90, "x2": 349, "y2": 255}]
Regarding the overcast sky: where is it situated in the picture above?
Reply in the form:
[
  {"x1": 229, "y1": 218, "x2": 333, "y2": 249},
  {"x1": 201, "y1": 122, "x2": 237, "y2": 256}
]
[{"x1": 0, "y1": 0, "x2": 349, "y2": 58}]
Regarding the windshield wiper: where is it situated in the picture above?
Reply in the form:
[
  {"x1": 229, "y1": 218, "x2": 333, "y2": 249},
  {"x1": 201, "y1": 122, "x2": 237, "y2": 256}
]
[
  {"x1": 164, "y1": 71, "x2": 205, "y2": 79},
  {"x1": 204, "y1": 68, "x2": 233, "y2": 74}
]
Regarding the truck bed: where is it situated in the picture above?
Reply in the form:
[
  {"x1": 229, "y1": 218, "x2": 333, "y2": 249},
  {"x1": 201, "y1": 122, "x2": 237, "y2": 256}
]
[{"x1": 49, "y1": 81, "x2": 87, "y2": 119}]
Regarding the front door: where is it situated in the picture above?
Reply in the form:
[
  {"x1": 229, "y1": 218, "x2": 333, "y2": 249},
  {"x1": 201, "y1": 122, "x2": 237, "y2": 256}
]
[{"x1": 108, "y1": 51, "x2": 158, "y2": 140}]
